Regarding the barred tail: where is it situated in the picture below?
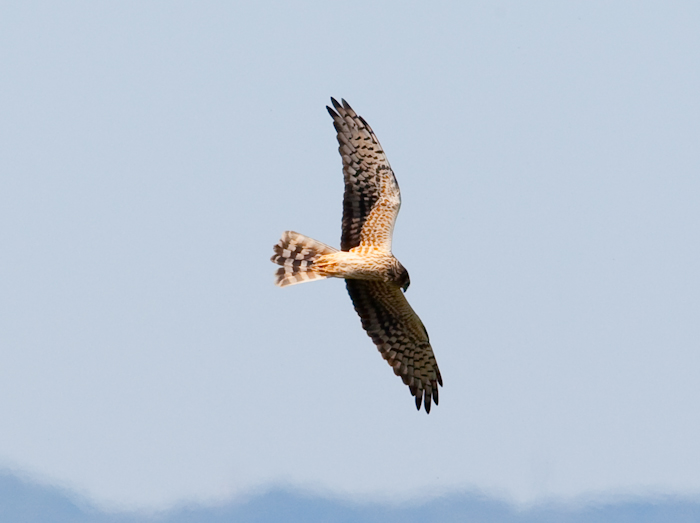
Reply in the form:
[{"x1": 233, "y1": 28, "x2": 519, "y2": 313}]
[{"x1": 271, "y1": 231, "x2": 338, "y2": 287}]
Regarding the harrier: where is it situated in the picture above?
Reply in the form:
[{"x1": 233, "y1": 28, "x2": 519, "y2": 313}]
[{"x1": 271, "y1": 98, "x2": 442, "y2": 413}]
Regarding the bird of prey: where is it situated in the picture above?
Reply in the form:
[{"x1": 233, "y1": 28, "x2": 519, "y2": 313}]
[{"x1": 271, "y1": 98, "x2": 442, "y2": 413}]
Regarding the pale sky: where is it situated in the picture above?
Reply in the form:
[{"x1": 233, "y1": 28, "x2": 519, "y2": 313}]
[{"x1": 1, "y1": 0, "x2": 699, "y2": 513}]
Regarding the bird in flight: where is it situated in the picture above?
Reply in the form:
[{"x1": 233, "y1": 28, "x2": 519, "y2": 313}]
[{"x1": 271, "y1": 98, "x2": 442, "y2": 413}]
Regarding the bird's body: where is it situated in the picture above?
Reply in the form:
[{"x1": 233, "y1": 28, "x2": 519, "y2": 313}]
[
  {"x1": 315, "y1": 247, "x2": 405, "y2": 283},
  {"x1": 271, "y1": 98, "x2": 442, "y2": 412}
]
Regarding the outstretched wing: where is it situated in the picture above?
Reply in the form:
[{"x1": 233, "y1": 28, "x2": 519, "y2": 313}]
[
  {"x1": 345, "y1": 280, "x2": 443, "y2": 413},
  {"x1": 327, "y1": 98, "x2": 401, "y2": 252}
]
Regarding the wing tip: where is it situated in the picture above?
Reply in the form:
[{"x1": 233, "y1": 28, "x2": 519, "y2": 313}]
[
  {"x1": 412, "y1": 376, "x2": 442, "y2": 414},
  {"x1": 328, "y1": 97, "x2": 358, "y2": 118}
]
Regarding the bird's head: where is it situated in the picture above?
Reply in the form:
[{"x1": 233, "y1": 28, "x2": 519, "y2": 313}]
[{"x1": 391, "y1": 262, "x2": 411, "y2": 292}]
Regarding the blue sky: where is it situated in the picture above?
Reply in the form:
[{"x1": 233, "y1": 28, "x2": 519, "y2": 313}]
[{"x1": 1, "y1": 0, "x2": 699, "y2": 519}]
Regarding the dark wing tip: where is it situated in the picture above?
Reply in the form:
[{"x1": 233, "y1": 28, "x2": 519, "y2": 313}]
[
  {"x1": 330, "y1": 97, "x2": 342, "y2": 110},
  {"x1": 412, "y1": 380, "x2": 441, "y2": 414},
  {"x1": 413, "y1": 389, "x2": 434, "y2": 414}
]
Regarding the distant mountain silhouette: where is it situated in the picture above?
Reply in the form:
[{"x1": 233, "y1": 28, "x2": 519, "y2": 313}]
[{"x1": 2, "y1": 472, "x2": 699, "y2": 523}]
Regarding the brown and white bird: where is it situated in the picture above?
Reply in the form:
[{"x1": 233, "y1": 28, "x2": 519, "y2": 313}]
[{"x1": 271, "y1": 98, "x2": 442, "y2": 413}]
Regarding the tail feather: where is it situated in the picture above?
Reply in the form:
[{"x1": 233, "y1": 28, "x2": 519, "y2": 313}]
[{"x1": 271, "y1": 231, "x2": 338, "y2": 287}]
